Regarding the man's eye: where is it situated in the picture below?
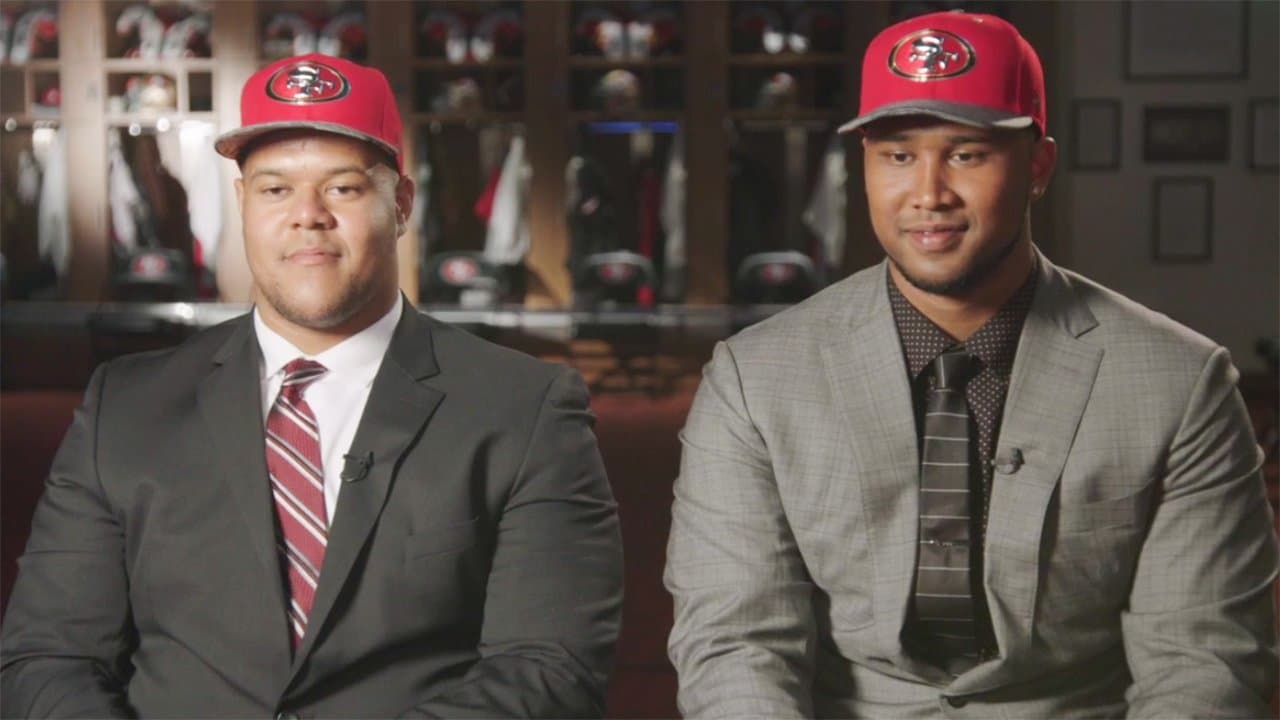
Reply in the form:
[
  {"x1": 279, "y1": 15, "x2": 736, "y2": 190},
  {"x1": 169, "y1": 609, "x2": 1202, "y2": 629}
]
[
  {"x1": 951, "y1": 151, "x2": 986, "y2": 164},
  {"x1": 329, "y1": 184, "x2": 361, "y2": 196},
  {"x1": 885, "y1": 151, "x2": 912, "y2": 164},
  {"x1": 260, "y1": 185, "x2": 288, "y2": 196}
]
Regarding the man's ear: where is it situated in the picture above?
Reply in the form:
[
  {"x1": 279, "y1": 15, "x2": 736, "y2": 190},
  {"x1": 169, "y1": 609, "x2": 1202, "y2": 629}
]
[
  {"x1": 394, "y1": 174, "x2": 415, "y2": 236},
  {"x1": 1029, "y1": 135, "x2": 1057, "y2": 200},
  {"x1": 234, "y1": 177, "x2": 244, "y2": 208}
]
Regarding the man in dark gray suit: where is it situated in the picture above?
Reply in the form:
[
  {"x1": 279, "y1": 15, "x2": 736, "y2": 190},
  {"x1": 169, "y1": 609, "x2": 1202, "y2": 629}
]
[
  {"x1": 2, "y1": 54, "x2": 623, "y2": 718},
  {"x1": 666, "y1": 11, "x2": 1277, "y2": 718}
]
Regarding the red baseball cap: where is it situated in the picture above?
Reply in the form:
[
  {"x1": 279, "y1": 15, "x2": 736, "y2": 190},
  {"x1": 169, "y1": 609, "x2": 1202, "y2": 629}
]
[
  {"x1": 838, "y1": 11, "x2": 1045, "y2": 136},
  {"x1": 215, "y1": 53, "x2": 404, "y2": 170}
]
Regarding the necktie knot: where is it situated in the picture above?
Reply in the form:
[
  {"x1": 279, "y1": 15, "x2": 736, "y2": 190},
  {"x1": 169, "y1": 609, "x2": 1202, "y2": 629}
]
[
  {"x1": 932, "y1": 347, "x2": 978, "y2": 390},
  {"x1": 281, "y1": 359, "x2": 327, "y2": 400}
]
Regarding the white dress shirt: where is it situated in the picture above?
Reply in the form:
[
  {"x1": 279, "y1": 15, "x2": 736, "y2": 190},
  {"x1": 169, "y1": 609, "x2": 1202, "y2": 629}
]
[{"x1": 255, "y1": 296, "x2": 403, "y2": 521}]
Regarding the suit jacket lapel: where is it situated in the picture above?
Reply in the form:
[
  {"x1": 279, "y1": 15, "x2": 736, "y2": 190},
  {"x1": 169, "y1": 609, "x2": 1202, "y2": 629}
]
[
  {"x1": 291, "y1": 305, "x2": 445, "y2": 672},
  {"x1": 956, "y1": 253, "x2": 1103, "y2": 694},
  {"x1": 819, "y1": 266, "x2": 945, "y2": 680},
  {"x1": 196, "y1": 316, "x2": 294, "y2": 661}
]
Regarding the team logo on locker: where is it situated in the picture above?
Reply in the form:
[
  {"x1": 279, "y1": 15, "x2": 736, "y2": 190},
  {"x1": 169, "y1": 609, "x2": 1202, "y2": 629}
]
[
  {"x1": 266, "y1": 60, "x2": 350, "y2": 103},
  {"x1": 440, "y1": 257, "x2": 480, "y2": 284},
  {"x1": 889, "y1": 29, "x2": 974, "y2": 80}
]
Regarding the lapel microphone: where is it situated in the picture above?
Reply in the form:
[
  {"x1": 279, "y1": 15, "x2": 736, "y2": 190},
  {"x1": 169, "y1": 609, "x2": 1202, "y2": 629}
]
[
  {"x1": 341, "y1": 451, "x2": 374, "y2": 483},
  {"x1": 992, "y1": 447, "x2": 1024, "y2": 475}
]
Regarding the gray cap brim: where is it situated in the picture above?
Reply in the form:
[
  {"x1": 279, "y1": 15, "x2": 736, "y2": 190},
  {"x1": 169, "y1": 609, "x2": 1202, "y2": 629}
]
[
  {"x1": 214, "y1": 120, "x2": 400, "y2": 162},
  {"x1": 838, "y1": 99, "x2": 1034, "y2": 134}
]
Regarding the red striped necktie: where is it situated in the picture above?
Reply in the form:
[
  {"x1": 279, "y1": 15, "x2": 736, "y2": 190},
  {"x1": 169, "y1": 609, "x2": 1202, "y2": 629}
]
[{"x1": 266, "y1": 358, "x2": 328, "y2": 650}]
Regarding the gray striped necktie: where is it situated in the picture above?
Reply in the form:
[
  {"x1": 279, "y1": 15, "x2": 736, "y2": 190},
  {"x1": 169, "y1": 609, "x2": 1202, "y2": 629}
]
[{"x1": 914, "y1": 346, "x2": 980, "y2": 666}]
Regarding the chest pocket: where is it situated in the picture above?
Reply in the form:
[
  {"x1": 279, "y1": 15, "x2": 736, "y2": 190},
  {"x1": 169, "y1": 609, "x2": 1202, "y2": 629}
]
[
  {"x1": 1047, "y1": 482, "x2": 1153, "y2": 615},
  {"x1": 404, "y1": 517, "x2": 479, "y2": 561},
  {"x1": 397, "y1": 517, "x2": 485, "y2": 613},
  {"x1": 1057, "y1": 481, "x2": 1153, "y2": 534}
]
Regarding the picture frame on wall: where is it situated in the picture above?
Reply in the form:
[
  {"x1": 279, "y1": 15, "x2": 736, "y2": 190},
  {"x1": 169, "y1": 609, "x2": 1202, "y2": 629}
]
[
  {"x1": 1143, "y1": 105, "x2": 1230, "y2": 163},
  {"x1": 1070, "y1": 98, "x2": 1121, "y2": 171},
  {"x1": 1152, "y1": 177, "x2": 1213, "y2": 263},
  {"x1": 1125, "y1": 0, "x2": 1247, "y2": 80},
  {"x1": 1248, "y1": 97, "x2": 1279, "y2": 172}
]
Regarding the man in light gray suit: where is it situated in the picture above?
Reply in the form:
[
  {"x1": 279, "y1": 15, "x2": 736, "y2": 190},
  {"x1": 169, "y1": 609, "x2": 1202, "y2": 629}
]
[
  {"x1": 2, "y1": 54, "x2": 622, "y2": 718},
  {"x1": 666, "y1": 11, "x2": 1278, "y2": 718}
]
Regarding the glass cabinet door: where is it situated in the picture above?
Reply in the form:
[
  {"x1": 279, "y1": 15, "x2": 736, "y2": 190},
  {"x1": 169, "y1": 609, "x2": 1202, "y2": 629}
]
[{"x1": 0, "y1": 1, "x2": 62, "y2": 300}]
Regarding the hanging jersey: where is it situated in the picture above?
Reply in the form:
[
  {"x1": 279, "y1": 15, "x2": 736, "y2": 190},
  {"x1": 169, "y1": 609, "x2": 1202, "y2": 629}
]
[
  {"x1": 176, "y1": 122, "x2": 222, "y2": 269},
  {"x1": 660, "y1": 131, "x2": 685, "y2": 300},
  {"x1": 36, "y1": 129, "x2": 69, "y2": 277},
  {"x1": 802, "y1": 131, "x2": 847, "y2": 275},
  {"x1": 482, "y1": 136, "x2": 529, "y2": 265},
  {"x1": 108, "y1": 129, "x2": 144, "y2": 251}
]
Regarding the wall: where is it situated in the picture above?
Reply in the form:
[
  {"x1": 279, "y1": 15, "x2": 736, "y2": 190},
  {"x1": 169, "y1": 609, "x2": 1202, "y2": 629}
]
[{"x1": 1055, "y1": 0, "x2": 1279, "y2": 373}]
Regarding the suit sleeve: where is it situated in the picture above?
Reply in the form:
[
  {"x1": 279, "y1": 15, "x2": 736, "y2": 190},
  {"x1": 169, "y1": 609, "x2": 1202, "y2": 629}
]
[
  {"x1": 665, "y1": 341, "x2": 816, "y2": 719},
  {"x1": 0, "y1": 364, "x2": 138, "y2": 718},
  {"x1": 1122, "y1": 347, "x2": 1280, "y2": 718},
  {"x1": 402, "y1": 368, "x2": 624, "y2": 719}
]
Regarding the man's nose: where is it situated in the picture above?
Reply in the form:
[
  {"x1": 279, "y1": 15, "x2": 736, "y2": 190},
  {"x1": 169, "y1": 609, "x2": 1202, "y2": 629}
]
[
  {"x1": 290, "y1": 189, "x2": 336, "y2": 229},
  {"x1": 911, "y1": 160, "x2": 958, "y2": 210}
]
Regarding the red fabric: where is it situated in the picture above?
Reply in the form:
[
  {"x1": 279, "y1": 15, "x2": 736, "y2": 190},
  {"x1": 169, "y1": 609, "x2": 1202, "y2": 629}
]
[
  {"x1": 849, "y1": 12, "x2": 1045, "y2": 135},
  {"x1": 607, "y1": 669, "x2": 679, "y2": 719},
  {"x1": 215, "y1": 53, "x2": 404, "y2": 170},
  {"x1": 635, "y1": 166, "x2": 659, "y2": 260},
  {"x1": 591, "y1": 392, "x2": 691, "y2": 717},
  {"x1": 473, "y1": 165, "x2": 502, "y2": 223},
  {"x1": 635, "y1": 166, "x2": 660, "y2": 307}
]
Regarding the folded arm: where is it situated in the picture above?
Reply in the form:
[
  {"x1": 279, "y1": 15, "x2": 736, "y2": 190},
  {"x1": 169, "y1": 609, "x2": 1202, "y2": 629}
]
[
  {"x1": 402, "y1": 368, "x2": 624, "y2": 718},
  {"x1": 665, "y1": 342, "x2": 816, "y2": 719},
  {"x1": 1122, "y1": 347, "x2": 1280, "y2": 718},
  {"x1": 1, "y1": 366, "x2": 137, "y2": 718}
]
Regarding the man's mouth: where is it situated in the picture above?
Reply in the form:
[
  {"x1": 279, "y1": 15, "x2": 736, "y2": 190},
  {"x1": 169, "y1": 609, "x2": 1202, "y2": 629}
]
[
  {"x1": 903, "y1": 224, "x2": 967, "y2": 251},
  {"x1": 285, "y1": 247, "x2": 340, "y2": 265}
]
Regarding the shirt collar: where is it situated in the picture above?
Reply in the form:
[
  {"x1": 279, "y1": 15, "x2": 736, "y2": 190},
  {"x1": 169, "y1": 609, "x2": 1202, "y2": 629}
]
[
  {"x1": 255, "y1": 294, "x2": 403, "y2": 382},
  {"x1": 887, "y1": 264, "x2": 1038, "y2": 381}
]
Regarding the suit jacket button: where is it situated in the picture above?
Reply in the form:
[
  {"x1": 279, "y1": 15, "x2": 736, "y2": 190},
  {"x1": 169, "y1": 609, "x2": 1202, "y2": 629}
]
[{"x1": 945, "y1": 696, "x2": 968, "y2": 708}]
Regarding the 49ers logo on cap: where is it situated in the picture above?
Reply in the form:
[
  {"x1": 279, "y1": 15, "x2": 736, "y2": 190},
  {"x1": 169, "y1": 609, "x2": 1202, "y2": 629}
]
[
  {"x1": 889, "y1": 29, "x2": 974, "y2": 81},
  {"x1": 266, "y1": 60, "x2": 350, "y2": 103}
]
